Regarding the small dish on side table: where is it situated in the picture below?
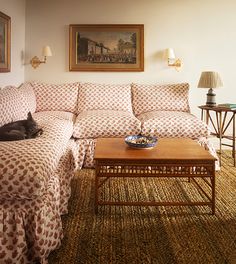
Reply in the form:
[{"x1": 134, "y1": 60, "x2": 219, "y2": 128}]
[{"x1": 125, "y1": 135, "x2": 158, "y2": 149}]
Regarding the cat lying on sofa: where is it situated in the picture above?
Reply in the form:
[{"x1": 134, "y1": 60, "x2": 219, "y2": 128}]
[{"x1": 0, "y1": 112, "x2": 43, "y2": 141}]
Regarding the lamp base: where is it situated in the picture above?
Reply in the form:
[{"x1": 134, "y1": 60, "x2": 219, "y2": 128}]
[{"x1": 206, "y1": 88, "x2": 216, "y2": 107}]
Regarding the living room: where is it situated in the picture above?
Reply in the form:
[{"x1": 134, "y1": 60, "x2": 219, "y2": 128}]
[
  {"x1": 2, "y1": 0, "x2": 235, "y2": 112},
  {"x1": 0, "y1": 0, "x2": 236, "y2": 263}
]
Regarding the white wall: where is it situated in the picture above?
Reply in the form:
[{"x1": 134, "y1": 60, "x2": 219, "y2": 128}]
[
  {"x1": 0, "y1": 0, "x2": 25, "y2": 87},
  {"x1": 25, "y1": 0, "x2": 236, "y2": 115}
]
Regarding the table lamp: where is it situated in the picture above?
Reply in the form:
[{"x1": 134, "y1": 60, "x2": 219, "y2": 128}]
[{"x1": 197, "y1": 71, "x2": 223, "y2": 106}]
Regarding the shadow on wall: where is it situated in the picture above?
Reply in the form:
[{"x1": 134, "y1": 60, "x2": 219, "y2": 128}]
[{"x1": 146, "y1": 49, "x2": 167, "y2": 71}]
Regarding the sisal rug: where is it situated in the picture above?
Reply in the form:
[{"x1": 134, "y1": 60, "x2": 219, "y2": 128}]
[{"x1": 48, "y1": 151, "x2": 236, "y2": 264}]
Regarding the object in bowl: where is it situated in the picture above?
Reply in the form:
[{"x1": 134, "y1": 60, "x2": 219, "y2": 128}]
[{"x1": 125, "y1": 135, "x2": 157, "y2": 149}]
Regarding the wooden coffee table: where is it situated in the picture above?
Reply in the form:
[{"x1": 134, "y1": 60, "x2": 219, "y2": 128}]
[{"x1": 94, "y1": 138, "x2": 216, "y2": 214}]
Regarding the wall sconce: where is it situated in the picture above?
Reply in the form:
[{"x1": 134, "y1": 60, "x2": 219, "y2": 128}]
[
  {"x1": 30, "y1": 46, "x2": 52, "y2": 69},
  {"x1": 166, "y1": 48, "x2": 182, "y2": 71}
]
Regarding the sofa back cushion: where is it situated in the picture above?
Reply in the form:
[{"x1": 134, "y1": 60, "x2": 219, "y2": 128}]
[
  {"x1": 18, "y1": 82, "x2": 37, "y2": 113},
  {"x1": 0, "y1": 86, "x2": 29, "y2": 126},
  {"x1": 132, "y1": 83, "x2": 190, "y2": 115},
  {"x1": 77, "y1": 83, "x2": 133, "y2": 114},
  {"x1": 31, "y1": 81, "x2": 79, "y2": 113}
]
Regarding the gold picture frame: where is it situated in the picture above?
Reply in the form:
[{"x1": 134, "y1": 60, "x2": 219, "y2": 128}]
[
  {"x1": 0, "y1": 11, "x2": 11, "y2": 72},
  {"x1": 69, "y1": 24, "x2": 144, "y2": 72}
]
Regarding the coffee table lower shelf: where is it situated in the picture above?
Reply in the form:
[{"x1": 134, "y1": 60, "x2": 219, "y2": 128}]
[{"x1": 94, "y1": 162, "x2": 216, "y2": 215}]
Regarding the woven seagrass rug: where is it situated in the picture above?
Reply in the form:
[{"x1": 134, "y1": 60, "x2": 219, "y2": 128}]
[{"x1": 49, "y1": 151, "x2": 236, "y2": 264}]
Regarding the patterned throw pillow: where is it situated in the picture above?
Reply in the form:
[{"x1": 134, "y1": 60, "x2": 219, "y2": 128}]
[
  {"x1": 18, "y1": 82, "x2": 37, "y2": 113},
  {"x1": 77, "y1": 82, "x2": 133, "y2": 114},
  {"x1": 132, "y1": 83, "x2": 190, "y2": 116},
  {"x1": 0, "y1": 86, "x2": 29, "y2": 126},
  {"x1": 31, "y1": 81, "x2": 80, "y2": 113}
]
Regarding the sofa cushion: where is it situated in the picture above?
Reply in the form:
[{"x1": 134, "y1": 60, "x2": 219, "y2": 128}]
[
  {"x1": 18, "y1": 82, "x2": 37, "y2": 113},
  {"x1": 132, "y1": 83, "x2": 190, "y2": 116},
  {"x1": 0, "y1": 112, "x2": 74, "y2": 199},
  {"x1": 0, "y1": 86, "x2": 29, "y2": 126},
  {"x1": 31, "y1": 81, "x2": 79, "y2": 113},
  {"x1": 34, "y1": 110, "x2": 76, "y2": 122},
  {"x1": 77, "y1": 83, "x2": 133, "y2": 114},
  {"x1": 73, "y1": 110, "x2": 141, "y2": 138},
  {"x1": 137, "y1": 110, "x2": 209, "y2": 139}
]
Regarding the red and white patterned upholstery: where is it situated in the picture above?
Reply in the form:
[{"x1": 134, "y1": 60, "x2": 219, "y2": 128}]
[
  {"x1": 0, "y1": 112, "x2": 74, "y2": 199},
  {"x1": 0, "y1": 83, "x2": 77, "y2": 262},
  {"x1": 73, "y1": 110, "x2": 141, "y2": 139},
  {"x1": 132, "y1": 83, "x2": 190, "y2": 116},
  {"x1": 31, "y1": 81, "x2": 79, "y2": 113},
  {"x1": 18, "y1": 82, "x2": 37, "y2": 113},
  {"x1": 0, "y1": 174, "x2": 63, "y2": 264},
  {"x1": 77, "y1": 82, "x2": 133, "y2": 113},
  {"x1": 0, "y1": 86, "x2": 29, "y2": 126},
  {"x1": 70, "y1": 139, "x2": 96, "y2": 169},
  {"x1": 0, "y1": 80, "x2": 219, "y2": 263},
  {"x1": 0, "y1": 142, "x2": 75, "y2": 263},
  {"x1": 0, "y1": 112, "x2": 75, "y2": 263},
  {"x1": 34, "y1": 110, "x2": 76, "y2": 122},
  {"x1": 57, "y1": 139, "x2": 76, "y2": 215},
  {"x1": 137, "y1": 110, "x2": 210, "y2": 139},
  {"x1": 198, "y1": 137, "x2": 220, "y2": 170}
]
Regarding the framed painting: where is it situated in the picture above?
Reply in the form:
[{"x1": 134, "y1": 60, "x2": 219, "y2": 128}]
[
  {"x1": 69, "y1": 24, "x2": 144, "y2": 72},
  {"x1": 0, "y1": 11, "x2": 11, "y2": 72}
]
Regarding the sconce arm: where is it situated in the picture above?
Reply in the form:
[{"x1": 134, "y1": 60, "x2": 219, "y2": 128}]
[
  {"x1": 168, "y1": 58, "x2": 182, "y2": 71},
  {"x1": 30, "y1": 56, "x2": 47, "y2": 69},
  {"x1": 30, "y1": 46, "x2": 51, "y2": 69}
]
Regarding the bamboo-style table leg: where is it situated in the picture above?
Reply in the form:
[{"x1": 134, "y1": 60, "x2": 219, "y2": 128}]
[
  {"x1": 233, "y1": 113, "x2": 235, "y2": 166},
  {"x1": 219, "y1": 111, "x2": 222, "y2": 166}
]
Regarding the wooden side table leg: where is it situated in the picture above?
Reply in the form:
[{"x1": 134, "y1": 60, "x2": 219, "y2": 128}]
[
  {"x1": 218, "y1": 111, "x2": 222, "y2": 167},
  {"x1": 206, "y1": 110, "x2": 210, "y2": 125},
  {"x1": 233, "y1": 113, "x2": 235, "y2": 166}
]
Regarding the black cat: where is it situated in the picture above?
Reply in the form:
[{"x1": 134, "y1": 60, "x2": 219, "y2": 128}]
[{"x1": 0, "y1": 112, "x2": 43, "y2": 141}]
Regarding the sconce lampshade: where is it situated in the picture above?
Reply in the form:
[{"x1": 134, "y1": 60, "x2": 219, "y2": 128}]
[
  {"x1": 197, "y1": 71, "x2": 223, "y2": 106},
  {"x1": 42, "y1": 46, "x2": 52, "y2": 57},
  {"x1": 167, "y1": 48, "x2": 176, "y2": 59},
  {"x1": 166, "y1": 48, "x2": 181, "y2": 71}
]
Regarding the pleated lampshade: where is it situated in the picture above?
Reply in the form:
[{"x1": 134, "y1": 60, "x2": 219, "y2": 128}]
[{"x1": 197, "y1": 71, "x2": 223, "y2": 89}]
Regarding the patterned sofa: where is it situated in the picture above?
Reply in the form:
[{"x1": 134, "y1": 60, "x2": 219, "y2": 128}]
[
  {"x1": 0, "y1": 81, "x2": 217, "y2": 263},
  {"x1": 73, "y1": 82, "x2": 212, "y2": 168}
]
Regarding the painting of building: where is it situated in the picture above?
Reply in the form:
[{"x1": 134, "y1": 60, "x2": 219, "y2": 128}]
[{"x1": 76, "y1": 31, "x2": 136, "y2": 64}]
